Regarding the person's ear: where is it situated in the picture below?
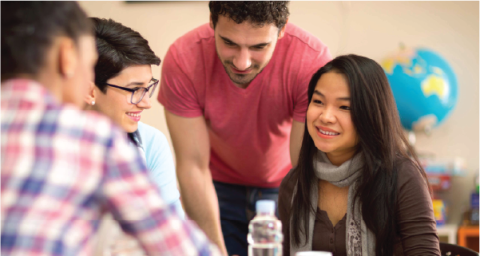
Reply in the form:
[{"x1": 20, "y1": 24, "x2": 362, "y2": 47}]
[
  {"x1": 209, "y1": 14, "x2": 214, "y2": 29},
  {"x1": 278, "y1": 18, "x2": 289, "y2": 40},
  {"x1": 83, "y1": 81, "x2": 96, "y2": 109},
  {"x1": 58, "y1": 37, "x2": 77, "y2": 79}
]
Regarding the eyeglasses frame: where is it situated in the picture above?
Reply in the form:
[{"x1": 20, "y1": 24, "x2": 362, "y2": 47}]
[{"x1": 105, "y1": 78, "x2": 159, "y2": 104}]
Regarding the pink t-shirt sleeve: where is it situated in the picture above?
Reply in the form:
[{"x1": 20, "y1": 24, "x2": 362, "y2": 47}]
[
  {"x1": 158, "y1": 45, "x2": 203, "y2": 118},
  {"x1": 292, "y1": 46, "x2": 333, "y2": 123}
]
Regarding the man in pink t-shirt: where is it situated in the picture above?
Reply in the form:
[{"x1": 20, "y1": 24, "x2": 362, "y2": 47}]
[{"x1": 158, "y1": 2, "x2": 332, "y2": 255}]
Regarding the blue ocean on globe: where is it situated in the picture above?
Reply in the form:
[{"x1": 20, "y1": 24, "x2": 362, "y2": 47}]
[{"x1": 381, "y1": 48, "x2": 458, "y2": 131}]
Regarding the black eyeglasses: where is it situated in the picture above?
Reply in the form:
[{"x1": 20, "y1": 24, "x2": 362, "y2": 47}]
[{"x1": 105, "y1": 78, "x2": 159, "y2": 104}]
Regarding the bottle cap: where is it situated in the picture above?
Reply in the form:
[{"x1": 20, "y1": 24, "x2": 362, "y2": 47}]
[{"x1": 256, "y1": 200, "x2": 275, "y2": 214}]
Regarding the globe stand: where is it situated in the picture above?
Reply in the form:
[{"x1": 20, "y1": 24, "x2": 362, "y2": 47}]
[
  {"x1": 408, "y1": 131, "x2": 416, "y2": 146},
  {"x1": 407, "y1": 125, "x2": 432, "y2": 147},
  {"x1": 423, "y1": 125, "x2": 433, "y2": 136}
]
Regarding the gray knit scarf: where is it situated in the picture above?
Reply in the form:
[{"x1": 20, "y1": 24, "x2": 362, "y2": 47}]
[{"x1": 290, "y1": 151, "x2": 375, "y2": 256}]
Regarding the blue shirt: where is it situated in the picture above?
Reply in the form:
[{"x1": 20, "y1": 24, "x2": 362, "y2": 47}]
[{"x1": 135, "y1": 121, "x2": 185, "y2": 219}]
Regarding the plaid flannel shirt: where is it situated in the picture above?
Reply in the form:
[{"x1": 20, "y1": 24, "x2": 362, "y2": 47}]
[{"x1": 1, "y1": 79, "x2": 220, "y2": 256}]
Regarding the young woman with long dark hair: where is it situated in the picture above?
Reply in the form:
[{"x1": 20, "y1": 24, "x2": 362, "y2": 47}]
[{"x1": 278, "y1": 54, "x2": 440, "y2": 255}]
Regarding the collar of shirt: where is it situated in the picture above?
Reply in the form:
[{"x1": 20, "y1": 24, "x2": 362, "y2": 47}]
[{"x1": 1, "y1": 78, "x2": 60, "y2": 108}]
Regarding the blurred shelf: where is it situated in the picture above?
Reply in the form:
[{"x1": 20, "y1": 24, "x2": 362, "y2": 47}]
[
  {"x1": 458, "y1": 225, "x2": 480, "y2": 252},
  {"x1": 437, "y1": 224, "x2": 458, "y2": 244},
  {"x1": 428, "y1": 174, "x2": 452, "y2": 191}
]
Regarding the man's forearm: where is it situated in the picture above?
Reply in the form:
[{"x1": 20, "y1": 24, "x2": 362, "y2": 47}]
[{"x1": 178, "y1": 166, "x2": 227, "y2": 255}]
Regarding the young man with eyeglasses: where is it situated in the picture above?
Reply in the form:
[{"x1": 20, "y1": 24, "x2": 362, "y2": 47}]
[
  {"x1": 83, "y1": 17, "x2": 186, "y2": 254},
  {"x1": 158, "y1": 1, "x2": 332, "y2": 255}
]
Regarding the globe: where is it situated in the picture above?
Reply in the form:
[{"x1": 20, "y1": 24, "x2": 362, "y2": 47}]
[{"x1": 381, "y1": 47, "x2": 458, "y2": 133}]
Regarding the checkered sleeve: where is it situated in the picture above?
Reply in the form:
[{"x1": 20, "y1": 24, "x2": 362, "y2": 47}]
[{"x1": 100, "y1": 128, "x2": 221, "y2": 256}]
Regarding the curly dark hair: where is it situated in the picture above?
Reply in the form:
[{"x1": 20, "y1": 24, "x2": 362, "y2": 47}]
[{"x1": 209, "y1": 1, "x2": 289, "y2": 29}]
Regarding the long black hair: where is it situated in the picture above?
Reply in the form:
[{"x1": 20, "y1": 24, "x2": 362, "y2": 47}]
[{"x1": 290, "y1": 54, "x2": 429, "y2": 255}]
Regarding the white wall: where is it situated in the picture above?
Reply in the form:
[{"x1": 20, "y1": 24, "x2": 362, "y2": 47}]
[{"x1": 80, "y1": 1, "x2": 479, "y2": 225}]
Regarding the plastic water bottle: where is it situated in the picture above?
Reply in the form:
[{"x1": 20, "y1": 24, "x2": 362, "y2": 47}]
[{"x1": 247, "y1": 200, "x2": 283, "y2": 256}]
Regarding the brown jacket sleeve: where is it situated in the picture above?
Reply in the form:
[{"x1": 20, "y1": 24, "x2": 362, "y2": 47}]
[{"x1": 395, "y1": 160, "x2": 441, "y2": 255}]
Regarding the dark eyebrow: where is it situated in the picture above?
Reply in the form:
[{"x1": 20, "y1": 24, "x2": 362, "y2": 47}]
[
  {"x1": 313, "y1": 90, "x2": 350, "y2": 101},
  {"x1": 219, "y1": 35, "x2": 271, "y2": 48},
  {"x1": 125, "y1": 77, "x2": 154, "y2": 87},
  {"x1": 220, "y1": 36, "x2": 238, "y2": 46},
  {"x1": 251, "y1": 42, "x2": 270, "y2": 48}
]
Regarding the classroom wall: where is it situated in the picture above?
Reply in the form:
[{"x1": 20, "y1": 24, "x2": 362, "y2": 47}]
[{"x1": 79, "y1": 1, "x2": 479, "y2": 225}]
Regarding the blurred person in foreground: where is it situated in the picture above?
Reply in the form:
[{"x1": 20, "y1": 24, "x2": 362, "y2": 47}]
[
  {"x1": 278, "y1": 55, "x2": 440, "y2": 255},
  {"x1": 85, "y1": 17, "x2": 184, "y2": 255},
  {"x1": 1, "y1": 2, "x2": 220, "y2": 255},
  {"x1": 158, "y1": 2, "x2": 332, "y2": 255}
]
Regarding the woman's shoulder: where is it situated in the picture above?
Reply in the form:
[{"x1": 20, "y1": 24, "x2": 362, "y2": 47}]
[{"x1": 394, "y1": 157, "x2": 428, "y2": 189}]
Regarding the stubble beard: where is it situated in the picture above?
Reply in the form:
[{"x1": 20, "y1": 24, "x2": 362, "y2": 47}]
[
  {"x1": 216, "y1": 47, "x2": 266, "y2": 87},
  {"x1": 221, "y1": 61, "x2": 268, "y2": 88}
]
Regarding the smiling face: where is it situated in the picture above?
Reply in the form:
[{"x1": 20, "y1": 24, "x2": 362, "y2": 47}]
[
  {"x1": 306, "y1": 72, "x2": 359, "y2": 165},
  {"x1": 93, "y1": 65, "x2": 154, "y2": 133},
  {"x1": 212, "y1": 15, "x2": 285, "y2": 88}
]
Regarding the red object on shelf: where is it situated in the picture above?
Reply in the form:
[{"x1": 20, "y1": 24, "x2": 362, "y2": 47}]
[{"x1": 427, "y1": 174, "x2": 452, "y2": 191}]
